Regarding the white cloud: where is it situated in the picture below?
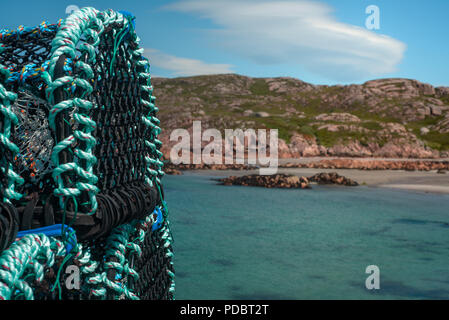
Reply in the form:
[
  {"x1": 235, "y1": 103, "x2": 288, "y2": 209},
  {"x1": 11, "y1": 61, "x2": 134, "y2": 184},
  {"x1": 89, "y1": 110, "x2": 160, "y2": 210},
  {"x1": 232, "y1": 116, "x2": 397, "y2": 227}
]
[
  {"x1": 144, "y1": 48, "x2": 234, "y2": 77},
  {"x1": 167, "y1": 0, "x2": 407, "y2": 81}
]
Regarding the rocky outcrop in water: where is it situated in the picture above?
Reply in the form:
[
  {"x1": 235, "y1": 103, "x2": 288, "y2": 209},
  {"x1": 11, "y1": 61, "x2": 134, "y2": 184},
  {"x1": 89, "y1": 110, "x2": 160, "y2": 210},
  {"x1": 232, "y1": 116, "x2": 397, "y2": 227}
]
[
  {"x1": 308, "y1": 172, "x2": 359, "y2": 186},
  {"x1": 164, "y1": 166, "x2": 183, "y2": 175},
  {"x1": 217, "y1": 173, "x2": 360, "y2": 189},
  {"x1": 218, "y1": 174, "x2": 310, "y2": 189}
]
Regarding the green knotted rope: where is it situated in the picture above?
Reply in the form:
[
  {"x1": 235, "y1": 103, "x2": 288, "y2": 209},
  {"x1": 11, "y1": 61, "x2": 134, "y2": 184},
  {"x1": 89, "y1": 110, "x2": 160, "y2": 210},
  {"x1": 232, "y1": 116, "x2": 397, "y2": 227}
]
[
  {"x1": 0, "y1": 234, "x2": 66, "y2": 300},
  {"x1": 0, "y1": 64, "x2": 24, "y2": 202},
  {"x1": 42, "y1": 7, "x2": 103, "y2": 215}
]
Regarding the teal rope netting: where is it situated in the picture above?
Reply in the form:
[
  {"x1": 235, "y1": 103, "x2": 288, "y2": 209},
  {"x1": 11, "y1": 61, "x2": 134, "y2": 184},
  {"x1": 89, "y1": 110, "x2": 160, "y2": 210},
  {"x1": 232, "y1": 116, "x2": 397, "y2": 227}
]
[{"x1": 0, "y1": 8, "x2": 174, "y2": 300}]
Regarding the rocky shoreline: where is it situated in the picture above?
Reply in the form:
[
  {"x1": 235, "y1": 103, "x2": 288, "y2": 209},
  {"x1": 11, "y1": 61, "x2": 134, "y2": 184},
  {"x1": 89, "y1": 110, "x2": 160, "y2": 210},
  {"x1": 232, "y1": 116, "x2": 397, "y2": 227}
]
[
  {"x1": 164, "y1": 162, "x2": 257, "y2": 175},
  {"x1": 280, "y1": 159, "x2": 449, "y2": 171},
  {"x1": 217, "y1": 172, "x2": 358, "y2": 189},
  {"x1": 164, "y1": 158, "x2": 449, "y2": 175}
]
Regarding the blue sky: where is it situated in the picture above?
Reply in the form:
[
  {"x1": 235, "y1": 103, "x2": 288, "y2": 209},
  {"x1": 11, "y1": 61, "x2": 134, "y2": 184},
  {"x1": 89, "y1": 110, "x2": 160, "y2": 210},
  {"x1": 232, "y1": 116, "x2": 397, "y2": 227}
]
[{"x1": 1, "y1": 0, "x2": 448, "y2": 86}]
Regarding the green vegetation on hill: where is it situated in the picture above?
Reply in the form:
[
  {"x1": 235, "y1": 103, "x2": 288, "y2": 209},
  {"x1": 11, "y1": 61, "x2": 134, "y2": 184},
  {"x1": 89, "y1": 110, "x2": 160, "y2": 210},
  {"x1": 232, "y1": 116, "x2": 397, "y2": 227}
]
[{"x1": 153, "y1": 74, "x2": 449, "y2": 154}]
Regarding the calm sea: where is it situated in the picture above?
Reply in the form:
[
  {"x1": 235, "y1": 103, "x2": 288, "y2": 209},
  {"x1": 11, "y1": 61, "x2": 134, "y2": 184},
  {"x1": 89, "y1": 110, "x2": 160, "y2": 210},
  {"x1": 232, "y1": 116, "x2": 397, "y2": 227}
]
[{"x1": 164, "y1": 172, "x2": 449, "y2": 300}]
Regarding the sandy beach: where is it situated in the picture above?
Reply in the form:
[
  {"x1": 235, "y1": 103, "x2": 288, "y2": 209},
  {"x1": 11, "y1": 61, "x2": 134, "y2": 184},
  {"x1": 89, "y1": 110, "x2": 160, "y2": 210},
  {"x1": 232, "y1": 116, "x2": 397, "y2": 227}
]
[
  {"x1": 190, "y1": 167, "x2": 449, "y2": 194},
  {"x1": 280, "y1": 168, "x2": 449, "y2": 194}
]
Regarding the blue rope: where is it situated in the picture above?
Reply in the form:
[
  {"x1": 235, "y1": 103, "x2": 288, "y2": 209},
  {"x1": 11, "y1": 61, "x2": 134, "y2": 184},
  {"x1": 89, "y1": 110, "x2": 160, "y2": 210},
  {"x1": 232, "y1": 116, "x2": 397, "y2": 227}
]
[{"x1": 17, "y1": 224, "x2": 78, "y2": 253}]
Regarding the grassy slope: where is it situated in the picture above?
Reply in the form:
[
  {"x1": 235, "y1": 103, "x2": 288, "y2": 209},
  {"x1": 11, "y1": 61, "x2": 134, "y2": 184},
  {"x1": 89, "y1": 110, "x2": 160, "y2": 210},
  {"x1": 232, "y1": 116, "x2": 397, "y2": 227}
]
[{"x1": 154, "y1": 75, "x2": 449, "y2": 151}]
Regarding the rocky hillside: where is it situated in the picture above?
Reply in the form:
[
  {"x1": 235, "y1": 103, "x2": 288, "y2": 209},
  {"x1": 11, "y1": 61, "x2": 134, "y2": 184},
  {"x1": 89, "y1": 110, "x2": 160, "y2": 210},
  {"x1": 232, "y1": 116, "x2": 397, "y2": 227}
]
[{"x1": 152, "y1": 74, "x2": 449, "y2": 159}]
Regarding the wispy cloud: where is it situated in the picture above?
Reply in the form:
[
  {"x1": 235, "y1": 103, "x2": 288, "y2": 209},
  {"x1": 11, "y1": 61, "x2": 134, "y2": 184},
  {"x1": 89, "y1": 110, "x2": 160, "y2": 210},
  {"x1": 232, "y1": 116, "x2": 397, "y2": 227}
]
[
  {"x1": 144, "y1": 48, "x2": 234, "y2": 77},
  {"x1": 166, "y1": 0, "x2": 406, "y2": 81}
]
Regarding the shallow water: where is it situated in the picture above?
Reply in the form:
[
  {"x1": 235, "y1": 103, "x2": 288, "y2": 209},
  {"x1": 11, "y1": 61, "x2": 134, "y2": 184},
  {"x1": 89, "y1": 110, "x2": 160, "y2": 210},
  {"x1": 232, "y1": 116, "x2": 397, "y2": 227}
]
[{"x1": 164, "y1": 173, "x2": 449, "y2": 300}]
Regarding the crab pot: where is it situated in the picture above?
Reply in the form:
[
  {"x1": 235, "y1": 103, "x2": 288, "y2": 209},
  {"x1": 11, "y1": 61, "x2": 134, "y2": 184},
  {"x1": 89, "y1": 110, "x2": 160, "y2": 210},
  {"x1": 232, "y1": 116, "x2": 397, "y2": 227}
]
[{"x1": 0, "y1": 8, "x2": 174, "y2": 300}]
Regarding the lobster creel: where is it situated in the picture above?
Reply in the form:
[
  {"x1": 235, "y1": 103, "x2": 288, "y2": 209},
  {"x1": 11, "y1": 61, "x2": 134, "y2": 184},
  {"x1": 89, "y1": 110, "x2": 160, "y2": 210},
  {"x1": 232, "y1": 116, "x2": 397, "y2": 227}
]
[{"x1": 0, "y1": 7, "x2": 174, "y2": 300}]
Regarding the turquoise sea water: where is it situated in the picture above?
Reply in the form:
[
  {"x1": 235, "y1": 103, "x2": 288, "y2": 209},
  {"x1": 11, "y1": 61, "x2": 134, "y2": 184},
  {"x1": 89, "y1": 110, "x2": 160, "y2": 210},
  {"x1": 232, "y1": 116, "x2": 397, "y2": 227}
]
[{"x1": 164, "y1": 173, "x2": 449, "y2": 300}]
